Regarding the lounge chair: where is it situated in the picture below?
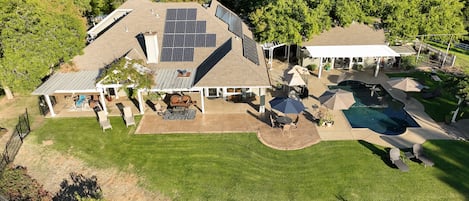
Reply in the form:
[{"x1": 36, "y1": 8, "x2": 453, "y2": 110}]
[
  {"x1": 390, "y1": 148, "x2": 409, "y2": 172},
  {"x1": 97, "y1": 111, "x2": 112, "y2": 132},
  {"x1": 413, "y1": 144, "x2": 434, "y2": 167},
  {"x1": 282, "y1": 124, "x2": 291, "y2": 135},
  {"x1": 421, "y1": 88, "x2": 441, "y2": 99},
  {"x1": 123, "y1": 107, "x2": 136, "y2": 127}
]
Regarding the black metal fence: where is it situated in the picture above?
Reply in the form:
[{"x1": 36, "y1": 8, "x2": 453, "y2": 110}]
[{"x1": 0, "y1": 109, "x2": 31, "y2": 174}]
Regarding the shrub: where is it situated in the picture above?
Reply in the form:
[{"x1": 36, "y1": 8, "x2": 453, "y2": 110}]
[
  {"x1": 401, "y1": 56, "x2": 417, "y2": 70},
  {"x1": 307, "y1": 64, "x2": 317, "y2": 71}
]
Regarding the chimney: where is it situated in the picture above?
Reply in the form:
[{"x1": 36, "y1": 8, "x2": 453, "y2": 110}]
[{"x1": 143, "y1": 31, "x2": 159, "y2": 64}]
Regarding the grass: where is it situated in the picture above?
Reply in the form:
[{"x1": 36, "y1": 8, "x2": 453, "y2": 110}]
[
  {"x1": 387, "y1": 71, "x2": 469, "y2": 122},
  {"x1": 31, "y1": 117, "x2": 469, "y2": 200}
]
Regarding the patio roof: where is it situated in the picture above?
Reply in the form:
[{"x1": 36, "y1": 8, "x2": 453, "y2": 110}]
[
  {"x1": 305, "y1": 45, "x2": 400, "y2": 58},
  {"x1": 32, "y1": 71, "x2": 101, "y2": 95},
  {"x1": 151, "y1": 68, "x2": 196, "y2": 91}
]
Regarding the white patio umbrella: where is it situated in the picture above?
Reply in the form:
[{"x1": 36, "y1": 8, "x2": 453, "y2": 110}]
[
  {"x1": 387, "y1": 77, "x2": 424, "y2": 92},
  {"x1": 287, "y1": 65, "x2": 309, "y2": 75},
  {"x1": 319, "y1": 89, "x2": 356, "y2": 110},
  {"x1": 286, "y1": 72, "x2": 306, "y2": 87}
]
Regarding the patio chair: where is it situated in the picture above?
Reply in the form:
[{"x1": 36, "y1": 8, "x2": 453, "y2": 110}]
[
  {"x1": 155, "y1": 103, "x2": 166, "y2": 116},
  {"x1": 270, "y1": 114, "x2": 279, "y2": 128},
  {"x1": 123, "y1": 107, "x2": 136, "y2": 127},
  {"x1": 97, "y1": 111, "x2": 112, "y2": 132},
  {"x1": 291, "y1": 115, "x2": 299, "y2": 128},
  {"x1": 413, "y1": 144, "x2": 434, "y2": 167},
  {"x1": 282, "y1": 124, "x2": 291, "y2": 135},
  {"x1": 389, "y1": 148, "x2": 409, "y2": 172}
]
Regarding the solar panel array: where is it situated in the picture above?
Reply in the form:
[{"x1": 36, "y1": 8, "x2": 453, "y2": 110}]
[
  {"x1": 215, "y1": 5, "x2": 259, "y2": 65},
  {"x1": 215, "y1": 5, "x2": 243, "y2": 38},
  {"x1": 242, "y1": 35, "x2": 259, "y2": 65},
  {"x1": 161, "y1": 8, "x2": 217, "y2": 62}
]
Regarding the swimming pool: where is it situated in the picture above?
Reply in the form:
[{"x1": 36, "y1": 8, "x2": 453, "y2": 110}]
[{"x1": 331, "y1": 80, "x2": 420, "y2": 135}]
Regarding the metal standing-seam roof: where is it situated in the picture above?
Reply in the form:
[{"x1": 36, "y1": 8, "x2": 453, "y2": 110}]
[
  {"x1": 151, "y1": 68, "x2": 196, "y2": 91},
  {"x1": 32, "y1": 71, "x2": 101, "y2": 95}
]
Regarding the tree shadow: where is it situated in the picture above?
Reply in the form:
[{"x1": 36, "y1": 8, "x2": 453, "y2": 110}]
[
  {"x1": 358, "y1": 140, "x2": 393, "y2": 168},
  {"x1": 53, "y1": 172, "x2": 103, "y2": 201}
]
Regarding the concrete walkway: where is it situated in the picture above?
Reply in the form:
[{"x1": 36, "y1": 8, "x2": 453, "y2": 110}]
[{"x1": 136, "y1": 61, "x2": 455, "y2": 150}]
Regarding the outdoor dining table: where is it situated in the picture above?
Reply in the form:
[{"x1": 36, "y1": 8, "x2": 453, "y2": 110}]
[{"x1": 276, "y1": 116, "x2": 293, "y2": 125}]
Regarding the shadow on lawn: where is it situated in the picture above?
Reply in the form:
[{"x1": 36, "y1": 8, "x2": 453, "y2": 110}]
[
  {"x1": 427, "y1": 140, "x2": 469, "y2": 200},
  {"x1": 358, "y1": 140, "x2": 394, "y2": 168},
  {"x1": 53, "y1": 172, "x2": 103, "y2": 201}
]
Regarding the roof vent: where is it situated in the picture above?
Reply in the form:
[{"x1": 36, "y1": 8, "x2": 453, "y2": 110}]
[{"x1": 177, "y1": 69, "x2": 191, "y2": 77}]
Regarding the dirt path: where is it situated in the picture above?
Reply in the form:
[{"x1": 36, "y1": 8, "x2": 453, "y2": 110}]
[{"x1": 14, "y1": 137, "x2": 170, "y2": 201}]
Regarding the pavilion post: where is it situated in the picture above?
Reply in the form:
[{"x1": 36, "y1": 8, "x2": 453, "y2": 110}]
[
  {"x1": 200, "y1": 90, "x2": 205, "y2": 113},
  {"x1": 99, "y1": 88, "x2": 108, "y2": 114},
  {"x1": 44, "y1": 95, "x2": 56, "y2": 117},
  {"x1": 259, "y1": 88, "x2": 266, "y2": 113},
  {"x1": 318, "y1": 57, "x2": 323, "y2": 78},
  {"x1": 348, "y1": 57, "x2": 353, "y2": 70},
  {"x1": 137, "y1": 89, "x2": 144, "y2": 114},
  {"x1": 374, "y1": 57, "x2": 380, "y2": 77}
]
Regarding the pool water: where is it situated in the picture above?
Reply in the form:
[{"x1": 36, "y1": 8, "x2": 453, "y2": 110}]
[{"x1": 331, "y1": 80, "x2": 420, "y2": 135}]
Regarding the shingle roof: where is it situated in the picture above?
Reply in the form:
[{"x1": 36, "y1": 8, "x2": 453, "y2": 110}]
[
  {"x1": 72, "y1": 0, "x2": 270, "y2": 89},
  {"x1": 303, "y1": 23, "x2": 386, "y2": 46},
  {"x1": 32, "y1": 71, "x2": 100, "y2": 95}
]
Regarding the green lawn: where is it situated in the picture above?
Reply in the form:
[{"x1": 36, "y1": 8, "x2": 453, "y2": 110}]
[
  {"x1": 387, "y1": 71, "x2": 469, "y2": 122},
  {"x1": 31, "y1": 117, "x2": 469, "y2": 200}
]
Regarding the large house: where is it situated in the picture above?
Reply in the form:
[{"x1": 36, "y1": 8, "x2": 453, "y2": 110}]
[{"x1": 33, "y1": 0, "x2": 271, "y2": 117}]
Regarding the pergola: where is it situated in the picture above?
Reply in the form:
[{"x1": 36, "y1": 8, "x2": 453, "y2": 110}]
[{"x1": 305, "y1": 45, "x2": 400, "y2": 78}]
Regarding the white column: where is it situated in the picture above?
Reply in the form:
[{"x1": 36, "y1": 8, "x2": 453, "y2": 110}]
[
  {"x1": 137, "y1": 89, "x2": 144, "y2": 114},
  {"x1": 331, "y1": 58, "x2": 335, "y2": 70},
  {"x1": 259, "y1": 88, "x2": 266, "y2": 113},
  {"x1": 99, "y1": 88, "x2": 108, "y2": 114},
  {"x1": 200, "y1": 90, "x2": 205, "y2": 113},
  {"x1": 114, "y1": 87, "x2": 119, "y2": 99},
  {"x1": 374, "y1": 57, "x2": 380, "y2": 77},
  {"x1": 349, "y1": 57, "x2": 353, "y2": 70},
  {"x1": 269, "y1": 48, "x2": 274, "y2": 69},
  {"x1": 318, "y1": 57, "x2": 323, "y2": 78},
  {"x1": 44, "y1": 95, "x2": 56, "y2": 117}
]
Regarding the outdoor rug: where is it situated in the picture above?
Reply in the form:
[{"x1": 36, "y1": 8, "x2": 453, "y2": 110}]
[{"x1": 163, "y1": 109, "x2": 196, "y2": 120}]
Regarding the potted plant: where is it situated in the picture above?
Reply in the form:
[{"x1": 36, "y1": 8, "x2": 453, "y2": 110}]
[
  {"x1": 323, "y1": 111, "x2": 334, "y2": 127},
  {"x1": 307, "y1": 64, "x2": 317, "y2": 73},
  {"x1": 324, "y1": 62, "x2": 331, "y2": 71}
]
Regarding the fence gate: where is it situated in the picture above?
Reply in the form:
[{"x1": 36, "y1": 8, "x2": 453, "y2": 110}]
[{"x1": 0, "y1": 109, "x2": 31, "y2": 173}]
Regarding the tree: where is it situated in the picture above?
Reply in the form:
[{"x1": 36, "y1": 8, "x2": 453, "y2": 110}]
[
  {"x1": 0, "y1": 0, "x2": 86, "y2": 99},
  {"x1": 249, "y1": 0, "x2": 320, "y2": 44}
]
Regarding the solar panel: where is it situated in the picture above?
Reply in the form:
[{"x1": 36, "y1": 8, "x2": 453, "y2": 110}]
[
  {"x1": 185, "y1": 21, "x2": 196, "y2": 33},
  {"x1": 196, "y1": 21, "x2": 206, "y2": 33},
  {"x1": 162, "y1": 34, "x2": 174, "y2": 47},
  {"x1": 183, "y1": 48, "x2": 194, "y2": 61},
  {"x1": 195, "y1": 34, "x2": 206, "y2": 47},
  {"x1": 161, "y1": 48, "x2": 173, "y2": 62},
  {"x1": 164, "y1": 21, "x2": 175, "y2": 33},
  {"x1": 172, "y1": 48, "x2": 184, "y2": 61},
  {"x1": 184, "y1": 34, "x2": 195, "y2": 47},
  {"x1": 215, "y1": 6, "x2": 225, "y2": 19},
  {"x1": 229, "y1": 16, "x2": 243, "y2": 37},
  {"x1": 175, "y1": 21, "x2": 186, "y2": 33},
  {"x1": 242, "y1": 35, "x2": 259, "y2": 65},
  {"x1": 173, "y1": 35, "x2": 185, "y2": 47},
  {"x1": 176, "y1": 8, "x2": 187, "y2": 20},
  {"x1": 166, "y1": 9, "x2": 177, "y2": 21},
  {"x1": 205, "y1": 34, "x2": 216, "y2": 47},
  {"x1": 187, "y1": 9, "x2": 197, "y2": 20}
]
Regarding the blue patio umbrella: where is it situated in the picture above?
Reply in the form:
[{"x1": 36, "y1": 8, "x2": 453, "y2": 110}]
[{"x1": 269, "y1": 97, "x2": 305, "y2": 114}]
